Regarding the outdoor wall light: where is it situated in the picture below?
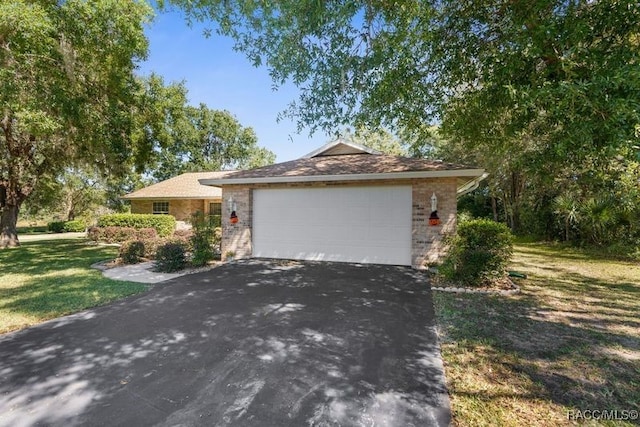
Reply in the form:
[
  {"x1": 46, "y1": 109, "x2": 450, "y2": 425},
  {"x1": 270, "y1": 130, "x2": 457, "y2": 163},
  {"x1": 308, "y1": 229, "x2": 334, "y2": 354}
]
[
  {"x1": 429, "y1": 192, "x2": 440, "y2": 226},
  {"x1": 228, "y1": 196, "x2": 238, "y2": 224}
]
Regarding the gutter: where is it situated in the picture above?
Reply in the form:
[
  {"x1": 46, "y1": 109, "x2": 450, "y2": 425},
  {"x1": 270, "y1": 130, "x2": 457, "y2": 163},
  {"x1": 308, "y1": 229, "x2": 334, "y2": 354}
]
[{"x1": 456, "y1": 172, "x2": 489, "y2": 198}]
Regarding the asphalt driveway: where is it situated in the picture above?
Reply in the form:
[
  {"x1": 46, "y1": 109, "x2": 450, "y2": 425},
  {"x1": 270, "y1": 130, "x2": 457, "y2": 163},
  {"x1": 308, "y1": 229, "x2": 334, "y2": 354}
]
[{"x1": 0, "y1": 260, "x2": 450, "y2": 426}]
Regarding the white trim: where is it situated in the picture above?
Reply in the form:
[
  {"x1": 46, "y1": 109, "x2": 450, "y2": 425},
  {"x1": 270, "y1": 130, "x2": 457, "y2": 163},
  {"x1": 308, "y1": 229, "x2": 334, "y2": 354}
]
[
  {"x1": 199, "y1": 169, "x2": 486, "y2": 187},
  {"x1": 302, "y1": 139, "x2": 381, "y2": 158}
]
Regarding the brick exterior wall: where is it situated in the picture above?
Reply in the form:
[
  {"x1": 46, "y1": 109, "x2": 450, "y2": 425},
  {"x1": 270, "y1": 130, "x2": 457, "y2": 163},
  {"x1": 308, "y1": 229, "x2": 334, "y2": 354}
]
[
  {"x1": 220, "y1": 178, "x2": 458, "y2": 267},
  {"x1": 129, "y1": 199, "x2": 207, "y2": 222},
  {"x1": 130, "y1": 200, "x2": 153, "y2": 215},
  {"x1": 221, "y1": 187, "x2": 253, "y2": 260},
  {"x1": 411, "y1": 178, "x2": 457, "y2": 267}
]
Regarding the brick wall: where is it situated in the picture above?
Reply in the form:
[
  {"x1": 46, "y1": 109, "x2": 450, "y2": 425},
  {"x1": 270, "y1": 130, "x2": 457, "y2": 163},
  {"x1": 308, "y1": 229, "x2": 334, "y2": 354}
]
[
  {"x1": 130, "y1": 199, "x2": 206, "y2": 222},
  {"x1": 221, "y1": 187, "x2": 253, "y2": 260},
  {"x1": 219, "y1": 178, "x2": 458, "y2": 267},
  {"x1": 411, "y1": 178, "x2": 457, "y2": 267},
  {"x1": 130, "y1": 200, "x2": 152, "y2": 215},
  {"x1": 169, "y1": 200, "x2": 203, "y2": 222}
]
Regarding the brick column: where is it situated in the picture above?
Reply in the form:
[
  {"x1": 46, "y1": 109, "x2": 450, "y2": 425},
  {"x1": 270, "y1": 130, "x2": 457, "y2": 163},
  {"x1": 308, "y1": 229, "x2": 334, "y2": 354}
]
[
  {"x1": 412, "y1": 178, "x2": 457, "y2": 268},
  {"x1": 221, "y1": 186, "x2": 253, "y2": 260}
]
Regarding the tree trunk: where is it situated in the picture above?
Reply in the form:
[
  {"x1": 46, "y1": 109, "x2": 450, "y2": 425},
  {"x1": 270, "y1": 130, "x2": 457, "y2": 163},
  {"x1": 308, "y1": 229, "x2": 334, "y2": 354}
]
[
  {"x1": 491, "y1": 197, "x2": 498, "y2": 222},
  {"x1": 0, "y1": 204, "x2": 20, "y2": 248}
]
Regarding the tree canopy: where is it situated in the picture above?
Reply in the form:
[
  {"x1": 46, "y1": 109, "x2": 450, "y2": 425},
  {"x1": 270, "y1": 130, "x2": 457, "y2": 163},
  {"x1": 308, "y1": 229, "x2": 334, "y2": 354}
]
[
  {"x1": 165, "y1": 0, "x2": 640, "y2": 251},
  {"x1": 0, "y1": 1, "x2": 276, "y2": 247},
  {"x1": 151, "y1": 100, "x2": 275, "y2": 181},
  {"x1": 1, "y1": 0, "x2": 154, "y2": 247},
  {"x1": 164, "y1": 1, "x2": 639, "y2": 159}
]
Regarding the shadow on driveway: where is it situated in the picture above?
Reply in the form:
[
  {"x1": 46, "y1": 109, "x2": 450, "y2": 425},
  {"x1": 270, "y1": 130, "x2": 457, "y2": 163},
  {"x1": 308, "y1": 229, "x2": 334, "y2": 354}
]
[{"x1": 0, "y1": 260, "x2": 450, "y2": 426}]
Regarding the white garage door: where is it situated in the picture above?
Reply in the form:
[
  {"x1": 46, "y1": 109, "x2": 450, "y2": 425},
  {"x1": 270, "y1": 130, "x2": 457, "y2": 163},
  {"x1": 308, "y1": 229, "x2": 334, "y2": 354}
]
[{"x1": 253, "y1": 186, "x2": 412, "y2": 265}]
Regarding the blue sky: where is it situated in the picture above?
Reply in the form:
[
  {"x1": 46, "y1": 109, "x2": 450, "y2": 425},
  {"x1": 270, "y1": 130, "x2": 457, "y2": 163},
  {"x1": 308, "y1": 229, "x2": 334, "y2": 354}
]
[{"x1": 137, "y1": 9, "x2": 330, "y2": 162}]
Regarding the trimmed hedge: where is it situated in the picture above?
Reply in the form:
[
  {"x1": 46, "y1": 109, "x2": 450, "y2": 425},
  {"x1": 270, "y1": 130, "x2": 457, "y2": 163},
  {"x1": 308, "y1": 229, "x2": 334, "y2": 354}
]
[
  {"x1": 88, "y1": 226, "x2": 157, "y2": 244},
  {"x1": 439, "y1": 219, "x2": 514, "y2": 287},
  {"x1": 97, "y1": 213, "x2": 175, "y2": 237},
  {"x1": 63, "y1": 220, "x2": 87, "y2": 232},
  {"x1": 47, "y1": 220, "x2": 86, "y2": 233}
]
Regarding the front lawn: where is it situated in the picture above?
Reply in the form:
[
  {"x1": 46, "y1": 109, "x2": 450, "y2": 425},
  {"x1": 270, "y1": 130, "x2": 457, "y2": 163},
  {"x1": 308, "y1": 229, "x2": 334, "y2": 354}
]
[
  {"x1": 434, "y1": 242, "x2": 640, "y2": 426},
  {"x1": 0, "y1": 239, "x2": 146, "y2": 334}
]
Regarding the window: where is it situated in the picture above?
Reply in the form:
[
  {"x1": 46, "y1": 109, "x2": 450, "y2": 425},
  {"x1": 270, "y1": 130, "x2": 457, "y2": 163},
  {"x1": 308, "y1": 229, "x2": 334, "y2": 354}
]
[
  {"x1": 208, "y1": 202, "x2": 222, "y2": 227},
  {"x1": 209, "y1": 202, "x2": 222, "y2": 216},
  {"x1": 152, "y1": 201, "x2": 169, "y2": 215}
]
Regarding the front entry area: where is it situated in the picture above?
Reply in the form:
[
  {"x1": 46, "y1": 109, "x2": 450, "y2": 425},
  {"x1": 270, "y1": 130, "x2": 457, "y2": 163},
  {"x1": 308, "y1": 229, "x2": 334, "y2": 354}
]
[{"x1": 252, "y1": 186, "x2": 412, "y2": 265}]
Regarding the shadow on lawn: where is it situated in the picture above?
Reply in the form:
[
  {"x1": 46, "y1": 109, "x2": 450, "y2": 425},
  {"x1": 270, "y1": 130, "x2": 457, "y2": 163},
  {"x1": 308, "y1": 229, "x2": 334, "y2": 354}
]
[
  {"x1": 0, "y1": 240, "x2": 144, "y2": 333},
  {"x1": 434, "y1": 252, "x2": 640, "y2": 423},
  {"x1": 0, "y1": 240, "x2": 116, "y2": 276},
  {"x1": 0, "y1": 261, "x2": 450, "y2": 426}
]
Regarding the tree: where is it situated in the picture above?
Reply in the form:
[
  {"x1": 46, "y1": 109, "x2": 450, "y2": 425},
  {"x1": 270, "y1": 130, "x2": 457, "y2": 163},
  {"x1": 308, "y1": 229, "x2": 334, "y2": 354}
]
[
  {"x1": 24, "y1": 169, "x2": 105, "y2": 221},
  {"x1": 342, "y1": 127, "x2": 407, "y2": 156},
  {"x1": 151, "y1": 104, "x2": 275, "y2": 181},
  {"x1": 164, "y1": 1, "x2": 639, "y2": 156},
  {"x1": 0, "y1": 0, "x2": 153, "y2": 247},
  {"x1": 165, "y1": 1, "x2": 640, "y2": 216}
]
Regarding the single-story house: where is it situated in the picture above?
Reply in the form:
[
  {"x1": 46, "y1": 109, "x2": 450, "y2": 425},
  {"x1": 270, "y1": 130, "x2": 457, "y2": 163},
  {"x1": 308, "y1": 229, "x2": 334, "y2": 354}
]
[
  {"x1": 122, "y1": 172, "x2": 232, "y2": 226},
  {"x1": 200, "y1": 140, "x2": 486, "y2": 268}
]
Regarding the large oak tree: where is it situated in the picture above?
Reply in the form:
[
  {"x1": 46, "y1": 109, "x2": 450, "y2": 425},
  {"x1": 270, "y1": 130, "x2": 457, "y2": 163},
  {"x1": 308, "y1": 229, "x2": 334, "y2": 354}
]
[
  {"x1": 0, "y1": 0, "x2": 152, "y2": 247},
  {"x1": 165, "y1": 0, "x2": 640, "y2": 236}
]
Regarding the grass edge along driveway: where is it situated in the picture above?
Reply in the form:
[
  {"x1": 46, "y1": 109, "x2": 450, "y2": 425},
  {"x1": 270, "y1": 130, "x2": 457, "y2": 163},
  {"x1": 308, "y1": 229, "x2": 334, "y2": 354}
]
[
  {"x1": 0, "y1": 239, "x2": 145, "y2": 334},
  {"x1": 434, "y1": 242, "x2": 640, "y2": 426}
]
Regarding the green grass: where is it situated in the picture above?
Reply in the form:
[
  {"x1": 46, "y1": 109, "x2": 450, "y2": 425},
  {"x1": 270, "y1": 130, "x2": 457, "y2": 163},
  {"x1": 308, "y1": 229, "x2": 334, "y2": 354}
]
[
  {"x1": 434, "y1": 242, "x2": 640, "y2": 426},
  {"x1": 0, "y1": 239, "x2": 146, "y2": 334}
]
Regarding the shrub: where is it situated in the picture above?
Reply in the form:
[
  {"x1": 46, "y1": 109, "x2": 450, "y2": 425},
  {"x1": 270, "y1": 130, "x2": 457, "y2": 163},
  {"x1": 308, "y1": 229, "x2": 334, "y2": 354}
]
[
  {"x1": 439, "y1": 219, "x2": 514, "y2": 287},
  {"x1": 88, "y1": 226, "x2": 157, "y2": 243},
  {"x1": 155, "y1": 242, "x2": 186, "y2": 272},
  {"x1": 97, "y1": 213, "x2": 175, "y2": 237},
  {"x1": 47, "y1": 220, "x2": 87, "y2": 233},
  {"x1": 173, "y1": 228, "x2": 194, "y2": 239},
  {"x1": 120, "y1": 240, "x2": 146, "y2": 264},
  {"x1": 190, "y1": 211, "x2": 221, "y2": 267},
  {"x1": 47, "y1": 221, "x2": 66, "y2": 233},
  {"x1": 63, "y1": 220, "x2": 86, "y2": 232}
]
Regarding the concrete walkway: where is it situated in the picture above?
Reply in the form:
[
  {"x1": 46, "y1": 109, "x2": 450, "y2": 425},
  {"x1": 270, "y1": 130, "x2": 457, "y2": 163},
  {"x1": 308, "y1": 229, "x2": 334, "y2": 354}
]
[{"x1": 96, "y1": 261, "x2": 220, "y2": 284}]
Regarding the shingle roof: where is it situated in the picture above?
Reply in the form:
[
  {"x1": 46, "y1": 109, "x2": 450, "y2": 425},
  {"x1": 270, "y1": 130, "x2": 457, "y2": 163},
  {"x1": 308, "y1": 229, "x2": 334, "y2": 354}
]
[
  {"x1": 122, "y1": 171, "x2": 233, "y2": 199},
  {"x1": 215, "y1": 154, "x2": 474, "y2": 180}
]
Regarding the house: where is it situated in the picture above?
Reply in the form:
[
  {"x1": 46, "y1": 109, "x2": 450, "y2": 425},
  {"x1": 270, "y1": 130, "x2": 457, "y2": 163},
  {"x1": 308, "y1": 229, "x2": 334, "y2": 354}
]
[
  {"x1": 122, "y1": 172, "x2": 232, "y2": 227},
  {"x1": 200, "y1": 140, "x2": 486, "y2": 268}
]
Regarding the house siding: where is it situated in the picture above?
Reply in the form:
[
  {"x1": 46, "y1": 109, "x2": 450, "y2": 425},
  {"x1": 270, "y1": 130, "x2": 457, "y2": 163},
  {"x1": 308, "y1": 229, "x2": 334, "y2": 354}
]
[
  {"x1": 129, "y1": 199, "x2": 212, "y2": 222},
  {"x1": 220, "y1": 178, "x2": 457, "y2": 268}
]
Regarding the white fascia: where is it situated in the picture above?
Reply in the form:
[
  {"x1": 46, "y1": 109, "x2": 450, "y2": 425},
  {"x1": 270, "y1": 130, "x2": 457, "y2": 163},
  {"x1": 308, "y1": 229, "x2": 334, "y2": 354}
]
[{"x1": 199, "y1": 169, "x2": 486, "y2": 187}]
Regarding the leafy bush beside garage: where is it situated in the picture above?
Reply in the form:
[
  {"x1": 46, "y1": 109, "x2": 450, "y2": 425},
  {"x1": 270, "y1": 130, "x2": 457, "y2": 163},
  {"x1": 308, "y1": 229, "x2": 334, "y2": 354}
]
[
  {"x1": 439, "y1": 219, "x2": 514, "y2": 287},
  {"x1": 155, "y1": 242, "x2": 187, "y2": 272}
]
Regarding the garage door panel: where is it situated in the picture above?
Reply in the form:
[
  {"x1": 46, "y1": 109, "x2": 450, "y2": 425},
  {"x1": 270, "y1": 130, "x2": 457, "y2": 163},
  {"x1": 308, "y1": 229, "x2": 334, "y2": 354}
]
[{"x1": 253, "y1": 186, "x2": 412, "y2": 266}]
